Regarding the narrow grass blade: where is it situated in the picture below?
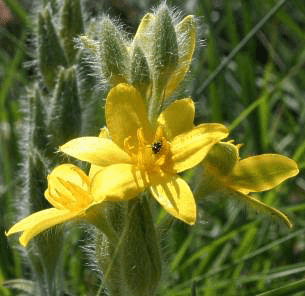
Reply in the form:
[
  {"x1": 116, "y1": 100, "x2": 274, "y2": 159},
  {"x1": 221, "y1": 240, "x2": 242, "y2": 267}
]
[{"x1": 196, "y1": 0, "x2": 289, "y2": 95}]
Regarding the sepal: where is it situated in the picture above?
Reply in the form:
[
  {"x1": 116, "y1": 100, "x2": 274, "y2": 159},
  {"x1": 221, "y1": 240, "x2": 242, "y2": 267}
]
[{"x1": 130, "y1": 45, "x2": 151, "y2": 102}]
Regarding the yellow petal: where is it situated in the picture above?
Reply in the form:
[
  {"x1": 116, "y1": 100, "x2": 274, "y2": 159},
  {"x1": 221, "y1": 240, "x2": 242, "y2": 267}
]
[
  {"x1": 106, "y1": 83, "x2": 153, "y2": 149},
  {"x1": 89, "y1": 165, "x2": 104, "y2": 178},
  {"x1": 60, "y1": 137, "x2": 131, "y2": 166},
  {"x1": 88, "y1": 128, "x2": 111, "y2": 178},
  {"x1": 6, "y1": 208, "x2": 79, "y2": 247},
  {"x1": 48, "y1": 164, "x2": 90, "y2": 191},
  {"x1": 157, "y1": 98, "x2": 194, "y2": 141},
  {"x1": 133, "y1": 12, "x2": 155, "y2": 48},
  {"x1": 176, "y1": 15, "x2": 196, "y2": 66},
  {"x1": 164, "y1": 15, "x2": 196, "y2": 98},
  {"x1": 45, "y1": 164, "x2": 92, "y2": 210},
  {"x1": 150, "y1": 176, "x2": 196, "y2": 225},
  {"x1": 91, "y1": 163, "x2": 169, "y2": 203},
  {"x1": 164, "y1": 65, "x2": 190, "y2": 98},
  {"x1": 91, "y1": 164, "x2": 143, "y2": 202},
  {"x1": 171, "y1": 123, "x2": 229, "y2": 173},
  {"x1": 228, "y1": 154, "x2": 299, "y2": 193}
]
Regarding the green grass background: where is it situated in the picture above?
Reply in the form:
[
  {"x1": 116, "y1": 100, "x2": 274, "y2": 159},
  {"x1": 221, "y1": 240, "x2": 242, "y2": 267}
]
[{"x1": 1, "y1": 0, "x2": 305, "y2": 295}]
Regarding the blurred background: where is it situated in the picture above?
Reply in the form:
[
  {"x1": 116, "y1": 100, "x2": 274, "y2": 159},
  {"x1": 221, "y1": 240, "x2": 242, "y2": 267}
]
[{"x1": 1, "y1": 0, "x2": 305, "y2": 295}]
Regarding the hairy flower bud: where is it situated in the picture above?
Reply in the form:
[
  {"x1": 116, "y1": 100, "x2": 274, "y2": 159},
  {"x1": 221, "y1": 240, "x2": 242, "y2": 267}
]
[
  {"x1": 150, "y1": 5, "x2": 178, "y2": 94},
  {"x1": 48, "y1": 66, "x2": 81, "y2": 147},
  {"x1": 60, "y1": 0, "x2": 84, "y2": 64},
  {"x1": 99, "y1": 17, "x2": 130, "y2": 86}
]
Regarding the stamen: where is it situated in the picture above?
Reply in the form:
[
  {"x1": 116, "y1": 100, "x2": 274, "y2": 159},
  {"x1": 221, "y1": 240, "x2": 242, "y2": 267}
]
[
  {"x1": 123, "y1": 126, "x2": 172, "y2": 173},
  {"x1": 124, "y1": 136, "x2": 135, "y2": 156},
  {"x1": 137, "y1": 128, "x2": 146, "y2": 146}
]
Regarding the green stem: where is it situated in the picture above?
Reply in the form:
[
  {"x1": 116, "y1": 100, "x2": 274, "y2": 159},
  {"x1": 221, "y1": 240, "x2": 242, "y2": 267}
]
[
  {"x1": 148, "y1": 83, "x2": 165, "y2": 128},
  {"x1": 96, "y1": 203, "x2": 137, "y2": 296},
  {"x1": 86, "y1": 207, "x2": 119, "y2": 245}
]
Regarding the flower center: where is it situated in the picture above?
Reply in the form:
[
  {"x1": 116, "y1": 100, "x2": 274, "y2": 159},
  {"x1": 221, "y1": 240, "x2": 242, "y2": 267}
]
[{"x1": 124, "y1": 126, "x2": 172, "y2": 174}]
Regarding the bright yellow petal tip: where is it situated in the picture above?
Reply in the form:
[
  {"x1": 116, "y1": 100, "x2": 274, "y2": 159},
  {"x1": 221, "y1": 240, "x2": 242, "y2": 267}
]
[
  {"x1": 228, "y1": 154, "x2": 299, "y2": 193},
  {"x1": 151, "y1": 177, "x2": 196, "y2": 225},
  {"x1": 6, "y1": 208, "x2": 77, "y2": 247},
  {"x1": 157, "y1": 98, "x2": 195, "y2": 140},
  {"x1": 171, "y1": 123, "x2": 229, "y2": 173},
  {"x1": 60, "y1": 137, "x2": 131, "y2": 167}
]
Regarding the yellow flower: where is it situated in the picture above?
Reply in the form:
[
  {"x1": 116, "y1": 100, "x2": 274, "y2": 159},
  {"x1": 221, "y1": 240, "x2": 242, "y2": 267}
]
[
  {"x1": 201, "y1": 142, "x2": 299, "y2": 227},
  {"x1": 60, "y1": 83, "x2": 229, "y2": 225},
  {"x1": 6, "y1": 164, "x2": 96, "y2": 247}
]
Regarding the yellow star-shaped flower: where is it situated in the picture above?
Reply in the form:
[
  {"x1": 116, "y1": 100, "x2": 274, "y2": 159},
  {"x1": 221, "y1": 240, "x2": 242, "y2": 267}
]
[
  {"x1": 201, "y1": 142, "x2": 299, "y2": 227},
  {"x1": 6, "y1": 164, "x2": 98, "y2": 246},
  {"x1": 60, "y1": 83, "x2": 229, "y2": 224}
]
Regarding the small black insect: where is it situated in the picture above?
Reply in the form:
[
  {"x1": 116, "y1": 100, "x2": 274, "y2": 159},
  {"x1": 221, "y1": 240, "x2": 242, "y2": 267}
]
[{"x1": 152, "y1": 141, "x2": 162, "y2": 154}]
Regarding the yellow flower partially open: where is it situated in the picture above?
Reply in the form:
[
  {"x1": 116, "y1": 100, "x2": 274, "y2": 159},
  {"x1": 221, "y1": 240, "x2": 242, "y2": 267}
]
[
  {"x1": 60, "y1": 83, "x2": 229, "y2": 225},
  {"x1": 133, "y1": 12, "x2": 196, "y2": 99},
  {"x1": 201, "y1": 142, "x2": 299, "y2": 227},
  {"x1": 6, "y1": 164, "x2": 97, "y2": 246}
]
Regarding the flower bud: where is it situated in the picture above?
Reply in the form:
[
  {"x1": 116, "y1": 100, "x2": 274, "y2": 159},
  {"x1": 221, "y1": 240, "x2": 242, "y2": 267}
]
[
  {"x1": 150, "y1": 5, "x2": 178, "y2": 93},
  {"x1": 48, "y1": 66, "x2": 81, "y2": 147},
  {"x1": 60, "y1": 0, "x2": 84, "y2": 64},
  {"x1": 164, "y1": 15, "x2": 196, "y2": 98},
  {"x1": 203, "y1": 142, "x2": 239, "y2": 176},
  {"x1": 27, "y1": 84, "x2": 48, "y2": 152},
  {"x1": 99, "y1": 17, "x2": 130, "y2": 86}
]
